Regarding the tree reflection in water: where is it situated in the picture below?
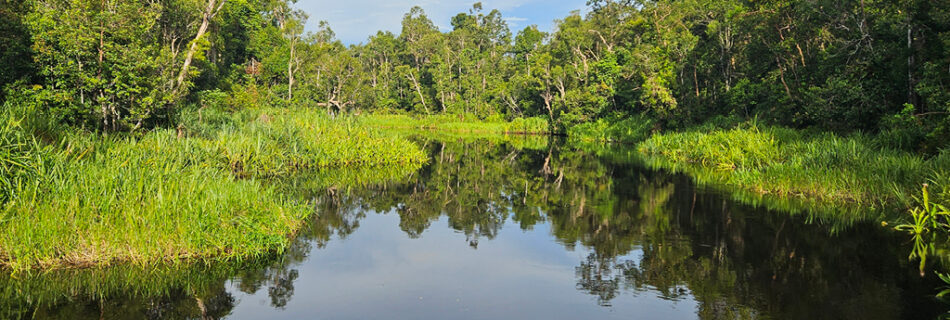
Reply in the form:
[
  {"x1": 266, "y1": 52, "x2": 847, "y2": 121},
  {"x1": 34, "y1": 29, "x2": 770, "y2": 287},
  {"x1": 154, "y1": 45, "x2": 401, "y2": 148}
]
[
  {"x1": 307, "y1": 137, "x2": 943, "y2": 319},
  {"x1": 0, "y1": 136, "x2": 944, "y2": 319}
]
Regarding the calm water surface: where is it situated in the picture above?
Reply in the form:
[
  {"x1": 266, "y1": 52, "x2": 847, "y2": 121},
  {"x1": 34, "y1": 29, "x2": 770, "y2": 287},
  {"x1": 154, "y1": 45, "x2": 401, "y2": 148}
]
[{"x1": 1, "y1": 137, "x2": 945, "y2": 319}]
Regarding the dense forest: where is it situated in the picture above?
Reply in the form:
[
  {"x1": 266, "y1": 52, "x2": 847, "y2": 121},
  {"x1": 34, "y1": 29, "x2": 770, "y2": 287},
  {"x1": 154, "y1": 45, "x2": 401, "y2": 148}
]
[
  {"x1": 0, "y1": 0, "x2": 949, "y2": 270},
  {"x1": 2, "y1": 0, "x2": 949, "y2": 151}
]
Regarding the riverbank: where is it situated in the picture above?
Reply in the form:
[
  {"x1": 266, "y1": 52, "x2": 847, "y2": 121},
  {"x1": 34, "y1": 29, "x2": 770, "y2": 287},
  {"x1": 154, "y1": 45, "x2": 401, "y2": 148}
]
[
  {"x1": 3, "y1": 107, "x2": 946, "y2": 270},
  {"x1": 638, "y1": 125, "x2": 949, "y2": 214},
  {"x1": 359, "y1": 113, "x2": 949, "y2": 220},
  {"x1": 357, "y1": 114, "x2": 550, "y2": 135},
  {"x1": 0, "y1": 106, "x2": 427, "y2": 270}
]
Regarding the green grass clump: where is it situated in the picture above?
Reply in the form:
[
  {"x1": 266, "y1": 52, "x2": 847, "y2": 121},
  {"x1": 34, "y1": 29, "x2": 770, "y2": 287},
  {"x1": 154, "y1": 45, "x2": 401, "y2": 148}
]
[
  {"x1": 504, "y1": 117, "x2": 550, "y2": 134},
  {"x1": 638, "y1": 125, "x2": 940, "y2": 210},
  {"x1": 0, "y1": 107, "x2": 429, "y2": 270},
  {"x1": 380, "y1": 128, "x2": 552, "y2": 151},
  {"x1": 358, "y1": 113, "x2": 550, "y2": 135},
  {"x1": 929, "y1": 151, "x2": 950, "y2": 206},
  {"x1": 568, "y1": 115, "x2": 655, "y2": 144},
  {"x1": 193, "y1": 109, "x2": 429, "y2": 176},
  {"x1": 0, "y1": 107, "x2": 52, "y2": 204},
  {"x1": 0, "y1": 133, "x2": 310, "y2": 269}
]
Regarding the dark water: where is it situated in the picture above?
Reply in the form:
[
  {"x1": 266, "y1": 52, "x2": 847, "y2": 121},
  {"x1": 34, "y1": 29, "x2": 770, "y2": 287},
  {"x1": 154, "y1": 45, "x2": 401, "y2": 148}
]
[{"x1": 1, "y1": 137, "x2": 945, "y2": 319}]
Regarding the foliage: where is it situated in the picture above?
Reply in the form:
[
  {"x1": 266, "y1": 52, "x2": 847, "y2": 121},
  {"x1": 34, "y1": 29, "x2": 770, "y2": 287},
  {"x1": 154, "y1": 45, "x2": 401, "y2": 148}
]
[
  {"x1": 894, "y1": 176, "x2": 950, "y2": 275},
  {"x1": 244, "y1": 0, "x2": 949, "y2": 152},
  {"x1": 0, "y1": 0, "x2": 34, "y2": 96},
  {"x1": 896, "y1": 184, "x2": 950, "y2": 235},
  {"x1": 24, "y1": 0, "x2": 184, "y2": 130},
  {"x1": 3, "y1": 0, "x2": 947, "y2": 144}
]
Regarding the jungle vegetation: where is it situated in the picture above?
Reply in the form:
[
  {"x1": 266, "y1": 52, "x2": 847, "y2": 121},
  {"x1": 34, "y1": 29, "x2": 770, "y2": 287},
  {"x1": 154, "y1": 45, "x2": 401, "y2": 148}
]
[{"x1": 0, "y1": 0, "x2": 949, "y2": 268}]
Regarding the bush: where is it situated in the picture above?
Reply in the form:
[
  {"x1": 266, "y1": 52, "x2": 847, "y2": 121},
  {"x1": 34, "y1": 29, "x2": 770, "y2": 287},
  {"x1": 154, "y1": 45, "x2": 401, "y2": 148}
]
[{"x1": 876, "y1": 104, "x2": 927, "y2": 152}]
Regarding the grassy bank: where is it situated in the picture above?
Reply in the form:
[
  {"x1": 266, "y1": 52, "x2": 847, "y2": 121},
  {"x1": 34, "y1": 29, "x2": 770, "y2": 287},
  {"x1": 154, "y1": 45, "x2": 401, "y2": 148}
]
[
  {"x1": 0, "y1": 106, "x2": 427, "y2": 270},
  {"x1": 637, "y1": 125, "x2": 950, "y2": 213},
  {"x1": 358, "y1": 113, "x2": 655, "y2": 145},
  {"x1": 357, "y1": 113, "x2": 550, "y2": 135},
  {"x1": 567, "y1": 115, "x2": 656, "y2": 144},
  {"x1": 359, "y1": 113, "x2": 950, "y2": 221}
]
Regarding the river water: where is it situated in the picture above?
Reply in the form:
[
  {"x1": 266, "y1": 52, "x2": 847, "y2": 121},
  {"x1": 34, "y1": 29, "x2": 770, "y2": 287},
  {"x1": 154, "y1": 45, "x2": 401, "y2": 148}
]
[{"x1": 1, "y1": 136, "x2": 945, "y2": 319}]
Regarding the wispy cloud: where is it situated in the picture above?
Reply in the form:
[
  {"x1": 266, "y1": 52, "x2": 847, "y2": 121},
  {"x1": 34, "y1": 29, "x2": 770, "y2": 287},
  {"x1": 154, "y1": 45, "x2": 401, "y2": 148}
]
[{"x1": 504, "y1": 16, "x2": 528, "y2": 28}]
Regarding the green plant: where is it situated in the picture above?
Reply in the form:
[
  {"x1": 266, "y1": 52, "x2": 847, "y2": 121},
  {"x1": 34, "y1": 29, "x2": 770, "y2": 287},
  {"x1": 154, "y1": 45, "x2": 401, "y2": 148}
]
[
  {"x1": 567, "y1": 115, "x2": 655, "y2": 144},
  {"x1": 896, "y1": 184, "x2": 950, "y2": 235},
  {"x1": 938, "y1": 273, "x2": 950, "y2": 319},
  {"x1": 639, "y1": 125, "x2": 939, "y2": 210},
  {"x1": 0, "y1": 106, "x2": 48, "y2": 204},
  {"x1": 358, "y1": 114, "x2": 551, "y2": 135},
  {"x1": 0, "y1": 107, "x2": 430, "y2": 270}
]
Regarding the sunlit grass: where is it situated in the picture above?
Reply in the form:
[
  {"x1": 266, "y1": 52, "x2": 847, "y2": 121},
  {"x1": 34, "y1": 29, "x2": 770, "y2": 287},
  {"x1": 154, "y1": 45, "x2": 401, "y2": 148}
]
[
  {"x1": 0, "y1": 107, "x2": 428, "y2": 270},
  {"x1": 357, "y1": 113, "x2": 550, "y2": 135},
  {"x1": 568, "y1": 115, "x2": 655, "y2": 144},
  {"x1": 638, "y1": 125, "x2": 947, "y2": 212}
]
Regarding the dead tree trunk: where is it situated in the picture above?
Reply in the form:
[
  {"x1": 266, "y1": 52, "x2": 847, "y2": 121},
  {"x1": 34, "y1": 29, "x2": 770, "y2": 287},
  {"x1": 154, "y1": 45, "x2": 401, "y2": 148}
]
[
  {"x1": 176, "y1": 0, "x2": 227, "y2": 93},
  {"x1": 407, "y1": 69, "x2": 428, "y2": 113}
]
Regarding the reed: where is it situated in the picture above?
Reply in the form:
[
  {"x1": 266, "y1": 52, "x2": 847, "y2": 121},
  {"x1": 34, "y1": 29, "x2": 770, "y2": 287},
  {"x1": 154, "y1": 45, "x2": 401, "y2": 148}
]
[
  {"x1": 0, "y1": 107, "x2": 428, "y2": 270},
  {"x1": 638, "y1": 125, "x2": 942, "y2": 211},
  {"x1": 357, "y1": 113, "x2": 550, "y2": 135},
  {"x1": 0, "y1": 106, "x2": 51, "y2": 204},
  {"x1": 567, "y1": 115, "x2": 655, "y2": 144}
]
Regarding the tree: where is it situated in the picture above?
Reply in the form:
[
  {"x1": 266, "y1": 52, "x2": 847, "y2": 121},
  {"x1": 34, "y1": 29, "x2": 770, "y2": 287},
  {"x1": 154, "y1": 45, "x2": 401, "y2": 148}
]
[
  {"x1": 0, "y1": 0, "x2": 34, "y2": 94},
  {"x1": 27, "y1": 0, "x2": 177, "y2": 130}
]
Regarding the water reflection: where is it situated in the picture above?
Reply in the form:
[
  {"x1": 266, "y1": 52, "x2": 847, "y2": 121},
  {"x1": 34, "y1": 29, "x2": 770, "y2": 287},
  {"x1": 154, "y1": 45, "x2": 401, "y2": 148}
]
[
  {"x1": 0, "y1": 136, "x2": 945, "y2": 319},
  {"x1": 0, "y1": 263, "x2": 240, "y2": 319}
]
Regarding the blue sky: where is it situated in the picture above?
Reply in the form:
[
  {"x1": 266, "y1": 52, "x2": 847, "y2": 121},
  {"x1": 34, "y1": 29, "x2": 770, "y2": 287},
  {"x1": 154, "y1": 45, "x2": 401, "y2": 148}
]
[{"x1": 293, "y1": 0, "x2": 588, "y2": 45}]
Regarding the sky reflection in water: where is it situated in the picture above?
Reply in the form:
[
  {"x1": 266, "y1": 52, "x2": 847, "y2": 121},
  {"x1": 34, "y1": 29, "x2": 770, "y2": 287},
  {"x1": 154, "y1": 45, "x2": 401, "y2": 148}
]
[{"x1": 0, "y1": 137, "x2": 944, "y2": 319}]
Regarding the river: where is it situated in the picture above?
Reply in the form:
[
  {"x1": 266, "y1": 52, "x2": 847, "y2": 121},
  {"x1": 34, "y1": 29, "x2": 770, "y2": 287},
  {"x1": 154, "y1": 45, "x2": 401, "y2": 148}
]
[{"x1": 0, "y1": 136, "x2": 944, "y2": 319}]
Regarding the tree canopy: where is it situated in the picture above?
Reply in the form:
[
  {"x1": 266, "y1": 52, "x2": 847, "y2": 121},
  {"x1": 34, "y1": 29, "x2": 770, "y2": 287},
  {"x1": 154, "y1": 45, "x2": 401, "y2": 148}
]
[{"x1": 1, "y1": 0, "x2": 948, "y2": 151}]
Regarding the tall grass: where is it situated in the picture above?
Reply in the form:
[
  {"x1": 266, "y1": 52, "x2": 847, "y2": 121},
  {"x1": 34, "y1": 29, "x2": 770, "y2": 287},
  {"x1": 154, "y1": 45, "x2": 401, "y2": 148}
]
[
  {"x1": 193, "y1": 109, "x2": 428, "y2": 176},
  {"x1": 1, "y1": 138, "x2": 310, "y2": 269},
  {"x1": 0, "y1": 106, "x2": 429, "y2": 270},
  {"x1": 638, "y1": 125, "x2": 942, "y2": 212},
  {"x1": 0, "y1": 106, "x2": 50, "y2": 204},
  {"x1": 358, "y1": 113, "x2": 550, "y2": 135},
  {"x1": 378, "y1": 128, "x2": 552, "y2": 151},
  {"x1": 568, "y1": 115, "x2": 655, "y2": 144},
  {"x1": 930, "y1": 151, "x2": 950, "y2": 206}
]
